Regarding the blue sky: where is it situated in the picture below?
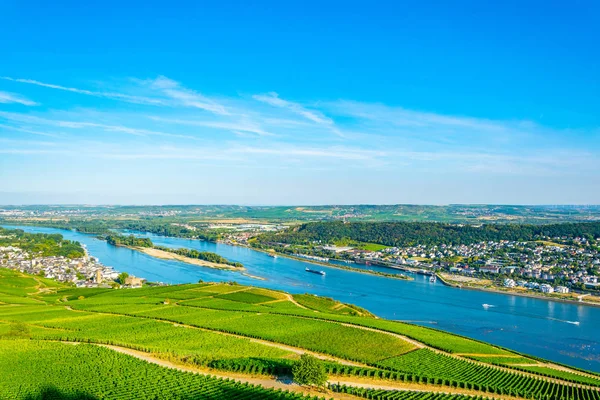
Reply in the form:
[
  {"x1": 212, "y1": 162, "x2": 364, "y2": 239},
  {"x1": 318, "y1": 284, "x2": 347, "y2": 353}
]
[{"x1": 0, "y1": 0, "x2": 598, "y2": 205}]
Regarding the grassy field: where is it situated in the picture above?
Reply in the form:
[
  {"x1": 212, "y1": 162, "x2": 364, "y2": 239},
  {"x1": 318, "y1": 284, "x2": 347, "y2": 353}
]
[{"x1": 2, "y1": 268, "x2": 600, "y2": 399}]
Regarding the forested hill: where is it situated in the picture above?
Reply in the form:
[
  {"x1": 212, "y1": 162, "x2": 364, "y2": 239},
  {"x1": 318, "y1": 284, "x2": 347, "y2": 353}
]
[{"x1": 254, "y1": 221, "x2": 600, "y2": 247}]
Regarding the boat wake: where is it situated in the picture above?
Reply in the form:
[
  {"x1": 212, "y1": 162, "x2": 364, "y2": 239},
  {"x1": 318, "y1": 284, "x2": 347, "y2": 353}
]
[
  {"x1": 482, "y1": 304, "x2": 495, "y2": 309},
  {"x1": 547, "y1": 317, "x2": 580, "y2": 325}
]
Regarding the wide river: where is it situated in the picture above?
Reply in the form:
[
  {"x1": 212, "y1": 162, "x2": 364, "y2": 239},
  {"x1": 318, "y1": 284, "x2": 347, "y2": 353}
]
[{"x1": 5, "y1": 225, "x2": 600, "y2": 372}]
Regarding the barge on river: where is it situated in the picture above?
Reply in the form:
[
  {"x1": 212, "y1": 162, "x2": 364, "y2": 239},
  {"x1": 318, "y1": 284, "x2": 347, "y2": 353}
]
[{"x1": 305, "y1": 268, "x2": 326, "y2": 276}]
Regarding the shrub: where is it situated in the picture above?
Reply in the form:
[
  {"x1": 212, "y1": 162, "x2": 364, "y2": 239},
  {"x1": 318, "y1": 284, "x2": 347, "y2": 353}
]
[{"x1": 292, "y1": 355, "x2": 328, "y2": 387}]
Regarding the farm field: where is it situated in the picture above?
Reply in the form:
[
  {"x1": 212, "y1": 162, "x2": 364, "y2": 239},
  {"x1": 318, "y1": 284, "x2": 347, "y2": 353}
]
[{"x1": 1, "y1": 267, "x2": 600, "y2": 399}]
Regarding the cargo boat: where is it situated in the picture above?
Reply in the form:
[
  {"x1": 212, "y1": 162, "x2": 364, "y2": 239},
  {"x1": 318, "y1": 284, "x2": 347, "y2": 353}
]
[{"x1": 305, "y1": 268, "x2": 326, "y2": 276}]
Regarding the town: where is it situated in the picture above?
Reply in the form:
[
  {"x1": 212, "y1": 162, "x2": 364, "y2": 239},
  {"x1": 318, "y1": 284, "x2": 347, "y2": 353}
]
[
  {"x1": 0, "y1": 245, "x2": 145, "y2": 288},
  {"x1": 253, "y1": 235, "x2": 600, "y2": 297}
]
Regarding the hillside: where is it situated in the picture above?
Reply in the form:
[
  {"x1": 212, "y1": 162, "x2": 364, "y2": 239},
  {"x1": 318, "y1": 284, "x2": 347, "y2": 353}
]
[
  {"x1": 1, "y1": 268, "x2": 600, "y2": 399},
  {"x1": 254, "y1": 221, "x2": 600, "y2": 248}
]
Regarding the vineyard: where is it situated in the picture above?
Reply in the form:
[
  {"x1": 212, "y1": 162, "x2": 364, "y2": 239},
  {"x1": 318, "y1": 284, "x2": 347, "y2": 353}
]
[
  {"x1": 376, "y1": 349, "x2": 600, "y2": 399},
  {"x1": 2, "y1": 268, "x2": 600, "y2": 400},
  {"x1": 329, "y1": 384, "x2": 493, "y2": 400},
  {"x1": 0, "y1": 341, "x2": 315, "y2": 400}
]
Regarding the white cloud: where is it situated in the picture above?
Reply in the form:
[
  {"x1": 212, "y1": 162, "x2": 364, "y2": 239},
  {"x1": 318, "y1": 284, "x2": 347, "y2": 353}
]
[
  {"x1": 0, "y1": 123, "x2": 62, "y2": 138},
  {"x1": 253, "y1": 92, "x2": 342, "y2": 136},
  {"x1": 0, "y1": 91, "x2": 38, "y2": 106},
  {"x1": 0, "y1": 112, "x2": 195, "y2": 140},
  {"x1": 2, "y1": 76, "x2": 229, "y2": 114},
  {"x1": 149, "y1": 116, "x2": 274, "y2": 136},
  {"x1": 1, "y1": 77, "x2": 166, "y2": 106},
  {"x1": 145, "y1": 76, "x2": 228, "y2": 115},
  {"x1": 324, "y1": 100, "x2": 529, "y2": 134},
  {"x1": 231, "y1": 145, "x2": 385, "y2": 160}
]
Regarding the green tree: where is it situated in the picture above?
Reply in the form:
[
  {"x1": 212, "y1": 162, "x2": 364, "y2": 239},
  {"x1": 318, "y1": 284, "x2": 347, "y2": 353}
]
[
  {"x1": 7, "y1": 322, "x2": 30, "y2": 338},
  {"x1": 292, "y1": 354, "x2": 327, "y2": 387},
  {"x1": 118, "y1": 272, "x2": 129, "y2": 284}
]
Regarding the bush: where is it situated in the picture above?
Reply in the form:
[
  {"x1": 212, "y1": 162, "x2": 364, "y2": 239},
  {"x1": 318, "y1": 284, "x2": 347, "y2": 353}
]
[{"x1": 292, "y1": 355, "x2": 327, "y2": 387}]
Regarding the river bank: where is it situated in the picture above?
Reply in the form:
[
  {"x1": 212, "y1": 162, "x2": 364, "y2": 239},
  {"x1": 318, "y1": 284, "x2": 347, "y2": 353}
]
[
  {"x1": 436, "y1": 273, "x2": 600, "y2": 308},
  {"x1": 248, "y1": 246, "x2": 413, "y2": 281},
  {"x1": 129, "y1": 245, "x2": 245, "y2": 271}
]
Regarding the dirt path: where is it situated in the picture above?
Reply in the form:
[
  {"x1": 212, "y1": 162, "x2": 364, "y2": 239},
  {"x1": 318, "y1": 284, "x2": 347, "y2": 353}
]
[
  {"x1": 93, "y1": 343, "x2": 522, "y2": 400},
  {"x1": 99, "y1": 343, "x2": 357, "y2": 400},
  {"x1": 331, "y1": 377, "x2": 529, "y2": 400},
  {"x1": 172, "y1": 321, "x2": 367, "y2": 367},
  {"x1": 513, "y1": 361, "x2": 600, "y2": 381},
  {"x1": 283, "y1": 293, "x2": 310, "y2": 310},
  {"x1": 61, "y1": 305, "x2": 599, "y2": 390},
  {"x1": 63, "y1": 305, "x2": 366, "y2": 368}
]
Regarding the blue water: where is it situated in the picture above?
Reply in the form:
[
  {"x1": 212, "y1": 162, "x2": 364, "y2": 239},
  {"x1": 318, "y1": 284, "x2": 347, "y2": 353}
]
[{"x1": 5, "y1": 225, "x2": 600, "y2": 372}]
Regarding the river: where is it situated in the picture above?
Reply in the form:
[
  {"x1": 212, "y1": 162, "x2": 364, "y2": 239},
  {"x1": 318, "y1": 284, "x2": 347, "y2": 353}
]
[{"x1": 4, "y1": 225, "x2": 600, "y2": 372}]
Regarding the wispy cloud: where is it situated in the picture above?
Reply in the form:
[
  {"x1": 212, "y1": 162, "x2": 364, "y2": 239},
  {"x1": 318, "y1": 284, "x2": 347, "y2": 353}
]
[
  {"x1": 0, "y1": 90, "x2": 38, "y2": 106},
  {"x1": 2, "y1": 75, "x2": 598, "y2": 183},
  {"x1": 324, "y1": 100, "x2": 531, "y2": 135},
  {"x1": 1, "y1": 77, "x2": 166, "y2": 106},
  {"x1": 0, "y1": 111, "x2": 196, "y2": 140},
  {"x1": 150, "y1": 116, "x2": 274, "y2": 136},
  {"x1": 230, "y1": 145, "x2": 385, "y2": 160},
  {"x1": 0, "y1": 123, "x2": 62, "y2": 138},
  {"x1": 2, "y1": 76, "x2": 228, "y2": 114},
  {"x1": 145, "y1": 76, "x2": 228, "y2": 115},
  {"x1": 253, "y1": 92, "x2": 342, "y2": 136}
]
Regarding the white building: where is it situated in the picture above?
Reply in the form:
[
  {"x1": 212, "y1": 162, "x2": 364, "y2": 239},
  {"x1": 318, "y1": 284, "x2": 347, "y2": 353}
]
[
  {"x1": 555, "y1": 286, "x2": 569, "y2": 293},
  {"x1": 540, "y1": 284, "x2": 555, "y2": 294},
  {"x1": 503, "y1": 278, "x2": 516, "y2": 288}
]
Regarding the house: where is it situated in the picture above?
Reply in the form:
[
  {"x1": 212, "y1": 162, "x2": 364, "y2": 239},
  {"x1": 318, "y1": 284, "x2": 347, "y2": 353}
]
[
  {"x1": 502, "y1": 266, "x2": 519, "y2": 275},
  {"x1": 479, "y1": 265, "x2": 500, "y2": 274},
  {"x1": 503, "y1": 278, "x2": 516, "y2": 288},
  {"x1": 555, "y1": 286, "x2": 569, "y2": 294},
  {"x1": 540, "y1": 284, "x2": 554, "y2": 294},
  {"x1": 124, "y1": 276, "x2": 144, "y2": 288}
]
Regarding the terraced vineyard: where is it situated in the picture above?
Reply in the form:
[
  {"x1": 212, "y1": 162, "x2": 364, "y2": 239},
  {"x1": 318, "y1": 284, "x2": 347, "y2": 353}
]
[
  {"x1": 330, "y1": 385, "x2": 493, "y2": 400},
  {"x1": 1, "y1": 267, "x2": 600, "y2": 400},
  {"x1": 377, "y1": 349, "x2": 600, "y2": 398},
  {"x1": 0, "y1": 341, "x2": 312, "y2": 400}
]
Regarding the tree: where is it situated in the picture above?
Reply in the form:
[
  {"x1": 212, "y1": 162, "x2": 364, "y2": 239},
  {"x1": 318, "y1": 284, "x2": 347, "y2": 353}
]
[
  {"x1": 118, "y1": 272, "x2": 129, "y2": 284},
  {"x1": 292, "y1": 354, "x2": 327, "y2": 387}
]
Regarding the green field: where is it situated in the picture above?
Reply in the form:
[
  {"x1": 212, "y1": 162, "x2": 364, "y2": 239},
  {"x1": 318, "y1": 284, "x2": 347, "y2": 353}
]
[{"x1": 2, "y1": 268, "x2": 600, "y2": 399}]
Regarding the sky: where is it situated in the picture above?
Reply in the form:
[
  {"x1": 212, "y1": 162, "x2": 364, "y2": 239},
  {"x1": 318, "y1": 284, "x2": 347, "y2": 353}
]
[{"x1": 0, "y1": 0, "x2": 599, "y2": 205}]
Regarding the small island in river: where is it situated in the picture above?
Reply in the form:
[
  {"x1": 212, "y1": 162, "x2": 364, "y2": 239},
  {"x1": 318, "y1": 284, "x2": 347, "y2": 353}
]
[{"x1": 105, "y1": 234, "x2": 244, "y2": 271}]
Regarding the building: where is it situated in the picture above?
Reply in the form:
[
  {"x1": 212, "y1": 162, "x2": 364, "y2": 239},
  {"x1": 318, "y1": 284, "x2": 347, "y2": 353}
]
[
  {"x1": 503, "y1": 278, "x2": 516, "y2": 288},
  {"x1": 540, "y1": 284, "x2": 555, "y2": 294},
  {"x1": 479, "y1": 265, "x2": 500, "y2": 274},
  {"x1": 124, "y1": 276, "x2": 144, "y2": 288},
  {"x1": 502, "y1": 266, "x2": 519, "y2": 275},
  {"x1": 95, "y1": 269, "x2": 102, "y2": 283},
  {"x1": 555, "y1": 286, "x2": 569, "y2": 294}
]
